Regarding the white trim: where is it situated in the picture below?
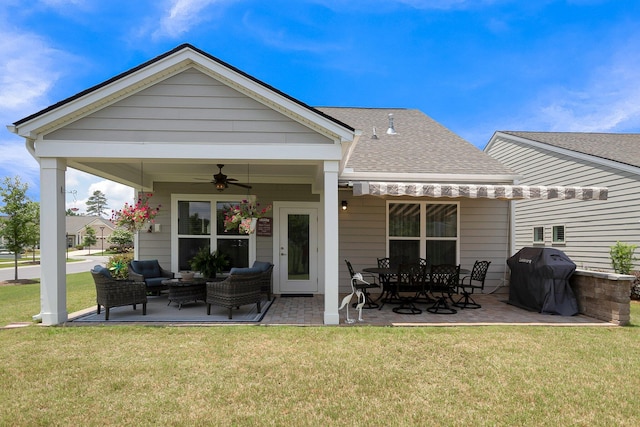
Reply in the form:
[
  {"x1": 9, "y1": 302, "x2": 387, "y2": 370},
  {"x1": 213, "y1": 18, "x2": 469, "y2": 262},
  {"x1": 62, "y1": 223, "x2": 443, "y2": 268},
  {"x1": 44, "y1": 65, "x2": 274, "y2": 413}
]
[
  {"x1": 170, "y1": 194, "x2": 256, "y2": 273},
  {"x1": 385, "y1": 200, "x2": 461, "y2": 265},
  {"x1": 271, "y1": 201, "x2": 322, "y2": 296}
]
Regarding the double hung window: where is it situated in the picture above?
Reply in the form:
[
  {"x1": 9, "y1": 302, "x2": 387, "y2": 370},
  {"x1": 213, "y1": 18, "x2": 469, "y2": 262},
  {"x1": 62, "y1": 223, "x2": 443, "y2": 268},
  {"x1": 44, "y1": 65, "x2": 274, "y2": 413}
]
[
  {"x1": 387, "y1": 201, "x2": 458, "y2": 267},
  {"x1": 174, "y1": 196, "x2": 253, "y2": 271}
]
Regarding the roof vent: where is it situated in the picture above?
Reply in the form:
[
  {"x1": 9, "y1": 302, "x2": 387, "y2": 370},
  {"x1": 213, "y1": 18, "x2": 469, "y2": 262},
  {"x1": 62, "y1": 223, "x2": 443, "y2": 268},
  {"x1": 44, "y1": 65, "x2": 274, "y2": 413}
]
[
  {"x1": 371, "y1": 127, "x2": 379, "y2": 139},
  {"x1": 386, "y1": 113, "x2": 397, "y2": 135}
]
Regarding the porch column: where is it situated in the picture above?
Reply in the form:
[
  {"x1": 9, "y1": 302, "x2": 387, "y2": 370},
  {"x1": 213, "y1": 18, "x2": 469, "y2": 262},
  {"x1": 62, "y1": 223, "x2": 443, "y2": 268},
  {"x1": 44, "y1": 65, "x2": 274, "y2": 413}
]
[
  {"x1": 323, "y1": 160, "x2": 340, "y2": 325},
  {"x1": 38, "y1": 158, "x2": 68, "y2": 325}
]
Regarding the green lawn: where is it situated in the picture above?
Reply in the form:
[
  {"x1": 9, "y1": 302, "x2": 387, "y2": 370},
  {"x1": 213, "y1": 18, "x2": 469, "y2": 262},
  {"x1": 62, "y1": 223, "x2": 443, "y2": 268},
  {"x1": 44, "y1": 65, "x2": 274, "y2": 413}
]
[{"x1": 1, "y1": 277, "x2": 639, "y2": 426}]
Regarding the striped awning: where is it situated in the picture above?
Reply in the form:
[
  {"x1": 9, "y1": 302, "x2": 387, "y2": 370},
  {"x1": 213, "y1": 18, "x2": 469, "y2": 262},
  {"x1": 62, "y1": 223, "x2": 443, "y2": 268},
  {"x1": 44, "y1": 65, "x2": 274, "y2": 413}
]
[{"x1": 352, "y1": 182, "x2": 608, "y2": 200}]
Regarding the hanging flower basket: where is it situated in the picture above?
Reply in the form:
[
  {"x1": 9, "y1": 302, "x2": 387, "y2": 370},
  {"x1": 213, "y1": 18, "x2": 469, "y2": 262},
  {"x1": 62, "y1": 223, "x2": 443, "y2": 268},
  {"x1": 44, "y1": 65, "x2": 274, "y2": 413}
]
[
  {"x1": 111, "y1": 193, "x2": 161, "y2": 233},
  {"x1": 223, "y1": 200, "x2": 271, "y2": 234}
]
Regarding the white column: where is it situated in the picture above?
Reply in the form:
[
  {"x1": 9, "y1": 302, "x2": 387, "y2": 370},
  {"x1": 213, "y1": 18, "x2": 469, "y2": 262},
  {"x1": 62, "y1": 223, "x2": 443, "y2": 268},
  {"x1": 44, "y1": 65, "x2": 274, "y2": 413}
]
[
  {"x1": 39, "y1": 158, "x2": 68, "y2": 325},
  {"x1": 323, "y1": 161, "x2": 340, "y2": 325}
]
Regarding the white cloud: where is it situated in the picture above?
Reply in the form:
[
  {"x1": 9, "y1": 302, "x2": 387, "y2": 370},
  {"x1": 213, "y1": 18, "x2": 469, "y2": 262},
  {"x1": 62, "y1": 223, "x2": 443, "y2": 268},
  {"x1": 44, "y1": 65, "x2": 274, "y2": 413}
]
[
  {"x1": 66, "y1": 169, "x2": 133, "y2": 216},
  {"x1": 152, "y1": 0, "x2": 237, "y2": 39},
  {"x1": 0, "y1": 31, "x2": 62, "y2": 118},
  {"x1": 531, "y1": 45, "x2": 640, "y2": 132}
]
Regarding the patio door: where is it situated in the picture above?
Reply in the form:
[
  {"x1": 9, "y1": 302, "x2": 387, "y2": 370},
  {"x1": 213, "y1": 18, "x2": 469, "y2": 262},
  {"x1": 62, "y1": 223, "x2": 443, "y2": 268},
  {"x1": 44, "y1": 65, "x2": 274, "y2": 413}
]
[{"x1": 277, "y1": 205, "x2": 318, "y2": 294}]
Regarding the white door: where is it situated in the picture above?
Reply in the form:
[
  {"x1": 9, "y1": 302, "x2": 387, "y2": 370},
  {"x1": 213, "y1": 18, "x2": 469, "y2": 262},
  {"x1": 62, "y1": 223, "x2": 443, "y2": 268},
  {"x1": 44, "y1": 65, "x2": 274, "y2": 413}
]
[{"x1": 277, "y1": 206, "x2": 318, "y2": 294}]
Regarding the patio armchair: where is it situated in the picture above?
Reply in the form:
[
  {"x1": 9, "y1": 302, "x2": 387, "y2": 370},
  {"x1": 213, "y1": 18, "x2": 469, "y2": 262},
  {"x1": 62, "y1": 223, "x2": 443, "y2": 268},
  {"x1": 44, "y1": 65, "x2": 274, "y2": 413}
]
[
  {"x1": 454, "y1": 260, "x2": 491, "y2": 309},
  {"x1": 91, "y1": 265, "x2": 147, "y2": 321},
  {"x1": 228, "y1": 261, "x2": 274, "y2": 301},
  {"x1": 128, "y1": 259, "x2": 174, "y2": 295},
  {"x1": 206, "y1": 271, "x2": 263, "y2": 319}
]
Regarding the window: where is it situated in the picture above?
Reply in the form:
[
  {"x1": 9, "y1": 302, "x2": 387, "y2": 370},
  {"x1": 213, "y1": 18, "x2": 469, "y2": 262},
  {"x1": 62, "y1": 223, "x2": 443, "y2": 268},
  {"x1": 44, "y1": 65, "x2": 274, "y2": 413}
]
[
  {"x1": 387, "y1": 201, "x2": 458, "y2": 267},
  {"x1": 533, "y1": 226, "x2": 544, "y2": 243},
  {"x1": 552, "y1": 225, "x2": 565, "y2": 244},
  {"x1": 174, "y1": 196, "x2": 253, "y2": 271}
]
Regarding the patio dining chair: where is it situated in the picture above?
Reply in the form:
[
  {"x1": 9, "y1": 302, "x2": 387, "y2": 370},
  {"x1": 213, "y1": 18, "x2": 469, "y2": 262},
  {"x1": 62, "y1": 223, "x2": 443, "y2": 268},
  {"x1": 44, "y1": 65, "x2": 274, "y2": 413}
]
[
  {"x1": 454, "y1": 260, "x2": 491, "y2": 309},
  {"x1": 345, "y1": 259, "x2": 380, "y2": 309},
  {"x1": 376, "y1": 257, "x2": 400, "y2": 309},
  {"x1": 392, "y1": 262, "x2": 423, "y2": 315},
  {"x1": 426, "y1": 264, "x2": 460, "y2": 314}
]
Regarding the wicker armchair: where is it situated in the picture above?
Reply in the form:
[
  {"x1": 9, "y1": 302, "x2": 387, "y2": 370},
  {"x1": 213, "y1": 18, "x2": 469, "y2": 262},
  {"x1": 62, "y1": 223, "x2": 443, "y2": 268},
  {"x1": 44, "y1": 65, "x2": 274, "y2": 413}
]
[
  {"x1": 128, "y1": 259, "x2": 174, "y2": 295},
  {"x1": 91, "y1": 265, "x2": 147, "y2": 320},
  {"x1": 206, "y1": 272, "x2": 263, "y2": 319}
]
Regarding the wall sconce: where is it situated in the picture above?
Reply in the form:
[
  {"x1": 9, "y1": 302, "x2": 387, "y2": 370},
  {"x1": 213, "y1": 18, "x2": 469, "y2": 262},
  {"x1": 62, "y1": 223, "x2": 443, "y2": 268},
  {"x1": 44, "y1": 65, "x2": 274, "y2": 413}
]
[{"x1": 341, "y1": 200, "x2": 348, "y2": 211}]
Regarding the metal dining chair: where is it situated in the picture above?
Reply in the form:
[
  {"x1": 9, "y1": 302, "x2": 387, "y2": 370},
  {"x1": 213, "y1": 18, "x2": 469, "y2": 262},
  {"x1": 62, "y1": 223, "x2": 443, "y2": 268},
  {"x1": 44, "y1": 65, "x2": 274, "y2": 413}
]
[
  {"x1": 427, "y1": 264, "x2": 460, "y2": 314},
  {"x1": 376, "y1": 257, "x2": 400, "y2": 309},
  {"x1": 454, "y1": 260, "x2": 491, "y2": 309},
  {"x1": 345, "y1": 259, "x2": 380, "y2": 309},
  {"x1": 392, "y1": 262, "x2": 423, "y2": 315}
]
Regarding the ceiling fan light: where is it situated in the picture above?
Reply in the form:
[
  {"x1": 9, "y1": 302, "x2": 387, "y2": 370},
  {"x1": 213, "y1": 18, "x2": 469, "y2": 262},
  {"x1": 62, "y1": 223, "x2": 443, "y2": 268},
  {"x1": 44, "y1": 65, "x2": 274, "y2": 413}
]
[{"x1": 215, "y1": 182, "x2": 226, "y2": 191}]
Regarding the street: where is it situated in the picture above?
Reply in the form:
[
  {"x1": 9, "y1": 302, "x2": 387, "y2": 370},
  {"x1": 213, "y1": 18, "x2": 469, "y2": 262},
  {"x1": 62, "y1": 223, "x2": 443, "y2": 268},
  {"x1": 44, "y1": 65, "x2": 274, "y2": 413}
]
[{"x1": 0, "y1": 251, "x2": 109, "y2": 282}]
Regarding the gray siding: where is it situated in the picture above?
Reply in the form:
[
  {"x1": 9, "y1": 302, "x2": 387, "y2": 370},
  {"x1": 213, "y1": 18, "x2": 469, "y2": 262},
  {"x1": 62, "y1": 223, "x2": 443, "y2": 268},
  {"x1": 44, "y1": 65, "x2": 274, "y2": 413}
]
[
  {"x1": 45, "y1": 69, "x2": 332, "y2": 145},
  {"x1": 338, "y1": 194, "x2": 509, "y2": 294},
  {"x1": 138, "y1": 182, "x2": 320, "y2": 271},
  {"x1": 487, "y1": 136, "x2": 640, "y2": 271}
]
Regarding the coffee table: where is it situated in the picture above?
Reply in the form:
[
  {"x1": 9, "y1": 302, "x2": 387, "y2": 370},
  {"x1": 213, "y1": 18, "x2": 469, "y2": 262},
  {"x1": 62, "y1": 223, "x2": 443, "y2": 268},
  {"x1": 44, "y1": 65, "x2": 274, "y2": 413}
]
[{"x1": 162, "y1": 278, "x2": 207, "y2": 309}]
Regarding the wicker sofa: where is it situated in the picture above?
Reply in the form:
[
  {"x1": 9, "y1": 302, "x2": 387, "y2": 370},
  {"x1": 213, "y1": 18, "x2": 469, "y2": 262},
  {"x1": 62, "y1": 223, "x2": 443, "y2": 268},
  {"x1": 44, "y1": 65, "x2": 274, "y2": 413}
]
[
  {"x1": 91, "y1": 265, "x2": 147, "y2": 321},
  {"x1": 206, "y1": 271, "x2": 263, "y2": 319},
  {"x1": 227, "y1": 261, "x2": 274, "y2": 301},
  {"x1": 128, "y1": 259, "x2": 174, "y2": 294}
]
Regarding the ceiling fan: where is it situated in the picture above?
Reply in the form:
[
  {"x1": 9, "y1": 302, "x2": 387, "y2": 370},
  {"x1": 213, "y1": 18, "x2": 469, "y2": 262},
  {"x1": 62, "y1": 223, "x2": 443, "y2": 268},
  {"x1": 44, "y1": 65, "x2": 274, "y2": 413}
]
[{"x1": 207, "y1": 164, "x2": 252, "y2": 191}]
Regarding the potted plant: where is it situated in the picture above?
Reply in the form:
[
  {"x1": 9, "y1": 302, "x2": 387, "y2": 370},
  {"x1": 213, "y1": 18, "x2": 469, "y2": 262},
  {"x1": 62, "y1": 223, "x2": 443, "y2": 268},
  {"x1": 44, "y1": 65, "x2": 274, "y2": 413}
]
[
  {"x1": 111, "y1": 193, "x2": 161, "y2": 232},
  {"x1": 223, "y1": 199, "x2": 272, "y2": 234},
  {"x1": 188, "y1": 247, "x2": 228, "y2": 279}
]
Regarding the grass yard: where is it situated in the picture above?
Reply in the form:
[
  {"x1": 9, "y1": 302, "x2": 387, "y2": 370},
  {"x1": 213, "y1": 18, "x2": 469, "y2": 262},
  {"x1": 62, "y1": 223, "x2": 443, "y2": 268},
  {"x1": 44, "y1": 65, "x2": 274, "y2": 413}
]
[{"x1": 1, "y1": 275, "x2": 639, "y2": 426}]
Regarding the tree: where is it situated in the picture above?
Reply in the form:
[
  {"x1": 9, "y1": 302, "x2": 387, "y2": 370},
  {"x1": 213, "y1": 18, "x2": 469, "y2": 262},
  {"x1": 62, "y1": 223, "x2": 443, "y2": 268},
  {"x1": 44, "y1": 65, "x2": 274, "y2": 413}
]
[
  {"x1": 66, "y1": 208, "x2": 79, "y2": 216},
  {"x1": 83, "y1": 225, "x2": 97, "y2": 255},
  {"x1": 25, "y1": 201, "x2": 40, "y2": 263},
  {"x1": 107, "y1": 228, "x2": 134, "y2": 252},
  {"x1": 0, "y1": 176, "x2": 39, "y2": 280},
  {"x1": 86, "y1": 190, "x2": 108, "y2": 217}
]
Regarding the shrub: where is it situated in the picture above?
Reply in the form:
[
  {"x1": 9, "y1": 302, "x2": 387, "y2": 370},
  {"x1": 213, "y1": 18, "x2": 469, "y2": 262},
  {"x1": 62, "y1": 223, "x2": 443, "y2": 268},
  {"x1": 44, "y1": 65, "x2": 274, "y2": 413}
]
[
  {"x1": 107, "y1": 253, "x2": 133, "y2": 279},
  {"x1": 610, "y1": 241, "x2": 637, "y2": 275},
  {"x1": 632, "y1": 272, "x2": 640, "y2": 301}
]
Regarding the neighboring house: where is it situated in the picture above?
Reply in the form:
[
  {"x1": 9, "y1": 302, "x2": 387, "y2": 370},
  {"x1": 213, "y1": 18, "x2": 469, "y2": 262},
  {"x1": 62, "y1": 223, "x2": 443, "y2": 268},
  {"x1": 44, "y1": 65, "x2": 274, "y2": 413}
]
[
  {"x1": 65, "y1": 216, "x2": 117, "y2": 250},
  {"x1": 8, "y1": 44, "x2": 606, "y2": 325},
  {"x1": 485, "y1": 131, "x2": 633, "y2": 272}
]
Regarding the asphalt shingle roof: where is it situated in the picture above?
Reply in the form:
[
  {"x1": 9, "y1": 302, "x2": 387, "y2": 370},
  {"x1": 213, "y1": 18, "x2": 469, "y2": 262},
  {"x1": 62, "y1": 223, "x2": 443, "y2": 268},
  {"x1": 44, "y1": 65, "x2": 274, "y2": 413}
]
[
  {"x1": 318, "y1": 107, "x2": 515, "y2": 176},
  {"x1": 501, "y1": 131, "x2": 640, "y2": 169}
]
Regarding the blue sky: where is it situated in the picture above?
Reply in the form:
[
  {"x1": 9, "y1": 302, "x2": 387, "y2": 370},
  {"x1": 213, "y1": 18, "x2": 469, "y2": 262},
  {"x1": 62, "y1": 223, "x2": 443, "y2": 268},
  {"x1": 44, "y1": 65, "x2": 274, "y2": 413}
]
[{"x1": 2, "y1": 0, "x2": 640, "y2": 213}]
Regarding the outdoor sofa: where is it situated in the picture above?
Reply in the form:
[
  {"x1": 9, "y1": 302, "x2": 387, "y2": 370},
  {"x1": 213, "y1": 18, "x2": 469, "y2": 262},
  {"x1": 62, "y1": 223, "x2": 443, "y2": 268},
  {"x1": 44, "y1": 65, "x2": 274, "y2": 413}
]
[
  {"x1": 226, "y1": 260, "x2": 274, "y2": 300},
  {"x1": 206, "y1": 271, "x2": 264, "y2": 319}
]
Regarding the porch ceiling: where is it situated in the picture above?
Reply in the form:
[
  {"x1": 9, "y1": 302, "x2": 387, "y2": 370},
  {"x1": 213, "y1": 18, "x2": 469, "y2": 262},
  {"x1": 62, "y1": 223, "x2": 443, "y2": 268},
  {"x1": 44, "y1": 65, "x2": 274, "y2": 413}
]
[{"x1": 68, "y1": 159, "x2": 324, "y2": 191}]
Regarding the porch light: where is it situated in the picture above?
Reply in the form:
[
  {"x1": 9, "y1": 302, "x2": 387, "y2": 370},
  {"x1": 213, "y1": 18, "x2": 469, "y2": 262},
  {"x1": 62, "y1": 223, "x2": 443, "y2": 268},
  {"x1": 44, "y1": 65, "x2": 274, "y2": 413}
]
[{"x1": 341, "y1": 200, "x2": 348, "y2": 211}]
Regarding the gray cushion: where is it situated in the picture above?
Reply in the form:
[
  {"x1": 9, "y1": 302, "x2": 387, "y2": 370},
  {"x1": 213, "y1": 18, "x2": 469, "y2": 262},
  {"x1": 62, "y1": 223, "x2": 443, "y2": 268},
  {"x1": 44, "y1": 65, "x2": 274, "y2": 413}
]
[
  {"x1": 130, "y1": 260, "x2": 161, "y2": 278},
  {"x1": 145, "y1": 277, "x2": 167, "y2": 288},
  {"x1": 252, "y1": 261, "x2": 273, "y2": 272},
  {"x1": 92, "y1": 265, "x2": 112, "y2": 278}
]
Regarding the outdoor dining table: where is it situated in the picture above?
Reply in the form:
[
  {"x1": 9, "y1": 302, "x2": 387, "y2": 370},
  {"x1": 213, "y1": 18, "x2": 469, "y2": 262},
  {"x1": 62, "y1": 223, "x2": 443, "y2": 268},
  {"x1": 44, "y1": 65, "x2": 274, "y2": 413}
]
[{"x1": 362, "y1": 265, "x2": 471, "y2": 311}]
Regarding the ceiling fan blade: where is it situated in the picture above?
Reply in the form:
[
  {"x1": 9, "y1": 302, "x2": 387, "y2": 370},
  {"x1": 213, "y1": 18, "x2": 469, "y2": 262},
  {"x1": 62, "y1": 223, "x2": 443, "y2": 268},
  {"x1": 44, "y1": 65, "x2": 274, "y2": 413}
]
[{"x1": 229, "y1": 182, "x2": 252, "y2": 189}]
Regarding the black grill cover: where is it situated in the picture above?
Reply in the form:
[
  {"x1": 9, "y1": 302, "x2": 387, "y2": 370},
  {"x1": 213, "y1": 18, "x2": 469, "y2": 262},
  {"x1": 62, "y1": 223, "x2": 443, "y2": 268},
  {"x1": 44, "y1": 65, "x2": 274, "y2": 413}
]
[{"x1": 507, "y1": 247, "x2": 578, "y2": 316}]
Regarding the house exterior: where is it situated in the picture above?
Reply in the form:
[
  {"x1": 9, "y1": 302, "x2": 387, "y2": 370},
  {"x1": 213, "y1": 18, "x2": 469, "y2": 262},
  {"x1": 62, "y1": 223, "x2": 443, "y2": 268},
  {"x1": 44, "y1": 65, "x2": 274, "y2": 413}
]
[
  {"x1": 65, "y1": 216, "x2": 117, "y2": 250},
  {"x1": 485, "y1": 131, "x2": 634, "y2": 272},
  {"x1": 8, "y1": 44, "x2": 606, "y2": 325}
]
